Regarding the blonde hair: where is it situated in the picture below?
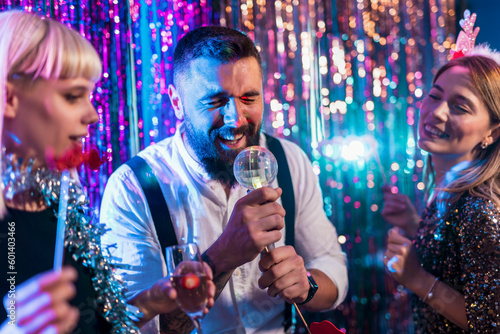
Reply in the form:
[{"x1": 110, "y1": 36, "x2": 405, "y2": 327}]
[
  {"x1": 0, "y1": 10, "x2": 102, "y2": 217},
  {"x1": 424, "y1": 54, "x2": 500, "y2": 210}
]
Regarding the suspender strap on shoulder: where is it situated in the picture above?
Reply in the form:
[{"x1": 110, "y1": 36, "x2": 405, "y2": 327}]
[
  {"x1": 264, "y1": 134, "x2": 296, "y2": 331},
  {"x1": 264, "y1": 134, "x2": 295, "y2": 247},
  {"x1": 125, "y1": 156, "x2": 178, "y2": 250}
]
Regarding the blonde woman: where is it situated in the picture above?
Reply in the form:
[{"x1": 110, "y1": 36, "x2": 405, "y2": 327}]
[{"x1": 0, "y1": 10, "x2": 214, "y2": 333}]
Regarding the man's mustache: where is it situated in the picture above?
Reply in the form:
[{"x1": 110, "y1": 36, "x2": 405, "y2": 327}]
[{"x1": 210, "y1": 124, "x2": 256, "y2": 139}]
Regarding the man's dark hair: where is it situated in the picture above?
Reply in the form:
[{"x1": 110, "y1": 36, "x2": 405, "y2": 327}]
[{"x1": 173, "y1": 26, "x2": 262, "y2": 85}]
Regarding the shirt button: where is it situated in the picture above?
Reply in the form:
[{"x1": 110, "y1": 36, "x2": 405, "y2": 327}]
[{"x1": 234, "y1": 268, "x2": 242, "y2": 276}]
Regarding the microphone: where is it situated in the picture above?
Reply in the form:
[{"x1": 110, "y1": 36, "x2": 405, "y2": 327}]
[{"x1": 234, "y1": 146, "x2": 278, "y2": 254}]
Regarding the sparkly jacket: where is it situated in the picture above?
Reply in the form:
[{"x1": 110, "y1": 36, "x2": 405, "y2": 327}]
[{"x1": 413, "y1": 193, "x2": 500, "y2": 333}]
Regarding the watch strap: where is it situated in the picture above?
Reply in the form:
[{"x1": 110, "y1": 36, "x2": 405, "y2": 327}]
[{"x1": 296, "y1": 271, "x2": 318, "y2": 305}]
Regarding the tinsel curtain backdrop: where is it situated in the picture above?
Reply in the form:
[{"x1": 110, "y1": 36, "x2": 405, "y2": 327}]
[{"x1": 0, "y1": 0, "x2": 459, "y2": 332}]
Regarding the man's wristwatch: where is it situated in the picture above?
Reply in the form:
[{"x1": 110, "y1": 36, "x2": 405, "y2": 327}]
[{"x1": 296, "y1": 271, "x2": 318, "y2": 305}]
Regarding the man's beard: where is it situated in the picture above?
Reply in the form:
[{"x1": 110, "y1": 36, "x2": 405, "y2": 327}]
[{"x1": 184, "y1": 122, "x2": 261, "y2": 188}]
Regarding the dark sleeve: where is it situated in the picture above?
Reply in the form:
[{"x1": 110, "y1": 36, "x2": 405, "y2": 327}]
[{"x1": 460, "y1": 197, "x2": 500, "y2": 332}]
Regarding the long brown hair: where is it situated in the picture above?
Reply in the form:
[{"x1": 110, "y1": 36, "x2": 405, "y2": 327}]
[{"x1": 423, "y1": 55, "x2": 500, "y2": 208}]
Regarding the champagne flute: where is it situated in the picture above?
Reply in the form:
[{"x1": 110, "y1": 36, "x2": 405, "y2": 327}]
[{"x1": 165, "y1": 243, "x2": 207, "y2": 334}]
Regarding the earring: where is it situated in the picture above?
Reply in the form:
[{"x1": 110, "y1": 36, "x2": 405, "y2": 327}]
[{"x1": 481, "y1": 142, "x2": 489, "y2": 149}]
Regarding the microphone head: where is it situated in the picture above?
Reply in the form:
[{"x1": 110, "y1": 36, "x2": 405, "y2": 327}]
[{"x1": 233, "y1": 146, "x2": 278, "y2": 190}]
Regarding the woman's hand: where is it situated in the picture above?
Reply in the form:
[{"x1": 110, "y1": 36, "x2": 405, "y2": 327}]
[
  {"x1": 383, "y1": 228, "x2": 424, "y2": 289},
  {"x1": 384, "y1": 228, "x2": 468, "y2": 329},
  {"x1": 381, "y1": 185, "x2": 420, "y2": 237},
  {"x1": 2, "y1": 267, "x2": 79, "y2": 333}
]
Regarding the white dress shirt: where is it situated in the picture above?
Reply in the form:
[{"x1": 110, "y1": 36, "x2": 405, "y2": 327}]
[{"x1": 100, "y1": 124, "x2": 348, "y2": 334}]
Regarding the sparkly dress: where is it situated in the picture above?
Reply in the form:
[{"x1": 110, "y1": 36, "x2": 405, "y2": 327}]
[{"x1": 413, "y1": 193, "x2": 500, "y2": 333}]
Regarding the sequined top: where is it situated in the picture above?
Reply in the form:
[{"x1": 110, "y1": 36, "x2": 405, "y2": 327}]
[{"x1": 413, "y1": 194, "x2": 500, "y2": 333}]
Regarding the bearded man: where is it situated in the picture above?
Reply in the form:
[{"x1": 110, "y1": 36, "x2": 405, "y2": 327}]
[{"x1": 100, "y1": 26, "x2": 347, "y2": 334}]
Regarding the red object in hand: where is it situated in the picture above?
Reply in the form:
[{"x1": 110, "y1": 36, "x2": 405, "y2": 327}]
[
  {"x1": 310, "y1": 320, "x2": 344, "y2": 334},
  {"x1": 53, "y1": 146, "x2": 84, "y2": 171},
  {"x1": 84, "y1": 147, "x2": 105, "y2": 171},
  {"x1": 181, "y1": 273, "x2": 200, "y2": 290},
  {"x1": 52, "y1": 145, "x2": 107, "y2": 171}
]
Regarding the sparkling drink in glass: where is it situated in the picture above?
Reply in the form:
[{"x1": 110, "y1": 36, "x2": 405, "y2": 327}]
[{"x1": 166, "y1": 243, "x2": 207, "y2": 334}]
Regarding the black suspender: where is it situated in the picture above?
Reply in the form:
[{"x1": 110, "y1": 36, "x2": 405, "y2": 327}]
[
  {"x1": 125, "y1": 156, "x2": 178, "y2": 249},
  {"x1": 126, "y1": 134, "x2": 296, "y2": 329},
  {"x1": 264, "y1": 134, "x2": 295, "y2": 249},
  {"x1": 264, "y1": 134, "x2": 296, "y2": 330}
]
